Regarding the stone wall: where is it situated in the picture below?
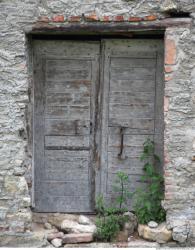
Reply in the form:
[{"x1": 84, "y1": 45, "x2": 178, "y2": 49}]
[{"x1": 0, "y1": 0, "x2": 195, "y2": 246}]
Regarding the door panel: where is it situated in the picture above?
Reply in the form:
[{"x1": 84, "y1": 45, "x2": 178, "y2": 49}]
[
  {"x1": 100, "y1": 40, "x2": 164, "y2": 208},
  {"x1": 33, "y1": 39, "x2": 164, "y2": 212},
  {"x1": 33, "y1": 41, "x2": 100, "y2": 212}
]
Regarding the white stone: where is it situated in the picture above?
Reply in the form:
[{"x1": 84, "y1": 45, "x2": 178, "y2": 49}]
[
  {"x1": 138, "y1": 223, "x2": 172, "y2": 243},
  {"x1": 148, "y1": 221, "x2": 158, "y2": 228},
  {"x1": 51, "y1": 238, "x2": 62, "y2": 248},
  {"x1": 44, "y1": 222, "x2": 53, "y2": 230},
  {"x1": 61, "y1": 219, "x2": 96, "y2": 234},
  {"x1": 78, "y1": 215, "x2": 92, "y2": 225},
  {"x1": 61, "y1": 220, "x2": 78, "y2": 233}
]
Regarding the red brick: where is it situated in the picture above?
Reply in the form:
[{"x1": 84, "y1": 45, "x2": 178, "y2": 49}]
[
  {"x1": 114, "y1": 15, "x2": 124, "y2": 22},
  {"x1": 143, "y1": 15, "x2": 157, "y2": 21},
  {"x1": 62, "y1": 233, "x2": 93, "y2": 244},
  {"x1": 165, "y1": 75, "x2": 173, "y2": 82},
  {"x1": 164, "y1": 96, "x2": 169, "y2": 112},
  {"x1": 128, "y1": 17, "x2": 142, "y2": 22},
  {"x1": 165, "y1": 38, "x2": 176, "y2": 65},
  {"x1": 165, "y1": 66, "x2": 173, "y2": 73},
  {"x1": 68, "y1": 16, "x2": 81, "y2": 22},
  {"x1": 84, "y1": 14, "x2": 99, "y2": 21},
  {"x1": 38, "y1": 16, "x2": 50, "y2": 22},
  {"x1": 52, "y1": 15, "x2": 65, "y2": 22},
  {"x1": 101, "y1": 16, "x2": 111, "y2": 22}
]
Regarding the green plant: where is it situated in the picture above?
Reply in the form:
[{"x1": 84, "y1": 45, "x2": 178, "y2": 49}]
[
  {"x1": 95, "y1": 214, "x2": 120, "y2": 242},
  {"x1": 112, "y1": 171, "x2": 132, "y2": 210},
  {"x1": 95, "y1": 172, "x2": 131, "y2": 242},
  {"x1": 133, "y1": 138, "x2": 166, "y2": 224}
]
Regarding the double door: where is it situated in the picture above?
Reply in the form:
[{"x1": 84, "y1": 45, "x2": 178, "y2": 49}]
[{"x1": 33, "y1": 39, "x2": 163, "y2": 212}]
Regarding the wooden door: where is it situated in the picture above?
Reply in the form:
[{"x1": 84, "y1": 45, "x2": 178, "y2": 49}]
[
  {"x1": 99, "y1": 40, "x2": 164, "y2": 208},
  {"x1": 33, "y1": 41, "x2": 100, "y2": 212}
]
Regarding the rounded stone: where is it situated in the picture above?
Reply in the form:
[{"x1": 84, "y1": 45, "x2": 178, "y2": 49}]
[
  {"x1": 51, "y1": 238, "x2": 62, "y2": 248},
  {"x1": 78, "y1": 215, "x2": 91, "y2": 225},
  {"x1": 148, "y1": 221, "x2": 158, "y2": 228}
]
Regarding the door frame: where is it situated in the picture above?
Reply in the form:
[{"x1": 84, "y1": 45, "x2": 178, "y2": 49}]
[{"x1": 29, "y1": 34, "x2": 165, "y2": 212}]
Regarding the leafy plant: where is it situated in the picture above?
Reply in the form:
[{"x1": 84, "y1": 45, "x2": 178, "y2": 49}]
[
  {"x1": 95, "y1": 172, "x2": 131, "y2": 242},
  {"x1": 95, "y1": 214, "x2": 120, "y2": 242},
  {"x1": 133, "y1": 138, "x2": 166, "y2": 224},
  {"x1": 112, "y1": 171, "x2": 132, "y2": 210}
]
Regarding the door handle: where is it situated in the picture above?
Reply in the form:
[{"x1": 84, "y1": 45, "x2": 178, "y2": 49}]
[
  {"x1": 90, "y1": 121, "x2": 93, "y2": 134},
  {"x1": 118, "y1": 127, "x2": 126, "y2": 160}
]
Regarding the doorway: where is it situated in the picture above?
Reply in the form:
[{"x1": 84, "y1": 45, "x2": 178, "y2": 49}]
[{"x1": 33, "y1": 39, "x2": 164, "y2": 212}]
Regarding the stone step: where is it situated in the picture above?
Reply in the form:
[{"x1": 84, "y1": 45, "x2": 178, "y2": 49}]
[{"x1": 63, "y1": 233, "x2": 93, "y2": 244}]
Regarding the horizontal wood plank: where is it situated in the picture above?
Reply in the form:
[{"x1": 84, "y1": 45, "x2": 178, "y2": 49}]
[
  {"x1": 46, "y1": 59, "x2": 91, "y2": 70},
  {"x1": 46, "y1": 92, "x2": 90, "y2": 107},
  {"x1": 45, "y1": 119, "x2": 90, "y2": 135},
  {"x1": 109, "y1": 91, "x2": 154, "y2": 105},
  {"x1": 109, "y1": 103, "x2": 154, "y2": 119},
  {"x1": 40, "y1": 181, "x2": 90, "y2": 196},
  {"x1": 45, "y1": 106, "x2": 90, "y2": 119},
  {"x1": 45, "y1": 135, "x2": 90, "y2": 148},
  {"x1": 108, "y1": 118, "x2": 154, "y2": 131},
  {"x1": 45, "y1": 150, "x2": 89, "y2": 160},
  {"x1": 46, "y1": 80, "x2": 91, "y2": 93},
  {"x1": 110, "y1": 58, "x2": 156, "y2": 68},
  {"x1": 110, "y1": 67, "x2": 155, "y2": 81},
  {"x1": 35, "y1": 195, "x2": 91, "y2": 212},
  {"x1": 110, "y1": 79, "x2": 155, "y2": 92}
]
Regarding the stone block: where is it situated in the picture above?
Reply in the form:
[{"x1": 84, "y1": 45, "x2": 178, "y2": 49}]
[
  {"x1": 51, "y1": 238, "x2": 62, "y2": 247},
  {"x1": 61, "y1": 219, "x2": 96, "y2": 234},
  {"x1": 138, "y1": 223, "x2": 172, "y2": 243},
  {"x1": 63, "y1": 233, "x2": 93, "y2": 244},
  {"x1": 47, "y1": 232, "x2": 64, "y2": 241},
  {"x1": 78, "y1": 215, "x2": 92, "y2": 225}
]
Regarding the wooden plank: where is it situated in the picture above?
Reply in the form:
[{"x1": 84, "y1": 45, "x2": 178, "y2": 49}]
[
  {"x1": 108, "y1": 118, "x2": 154, "y2": 131},
  {"x1": 46, "y1": 69, "x2": 91, "y2": 81},
  {"x1": 45, "y1": 106, "x2": 90, "y2": 119},
  {"x1": 110, "y1": 58, "x2": 156, "y2": 68},
  {"x1": 45, "y1": 149, "x2": 89, "y2": 160},
  {"x1": 33, "y1": 56, "x2": 46, "y2": 183},
  {"x1": 110, "y1": 79, "x2": 155, "y2": 92},
  {"x1": 46, "y1": 59, "x2": 91, "y2": 70},
  {"x1": 46, "y1": 80, "x2": 91, "y2": 93},
  {"x1": 40, "y1": 181, "x2": 90, "y2": 196},
  {"x1": 45, "y1": 119, "x2": 90, "y2": 135},
  {"x1": 107, "y1": 155, "x2": 143, "y2": 169},
  {"x1": 35, "y1": 195, "x2": 91, "y2": 213},
  {"x1": 109, "y1": 91, "x2": 155, "y2": 105},
  {"x1": 108, "y1": 125, "x2": 154, "y2": 135},
  {"x1": 46, "y1": 92, "x2": 90, "y2": 107},
  {"x1": 45, "y1": 158, "x2": 88, "y2": 170},
  {"x1": 45, "y1": 135, "x2": 90, "y2": 148},
  {"x1": 45, "y1": 168, "x2": 89, "y2": 181},
  {"x1": 109, "y1": 103, "x2": 154, "y2": 119},
  {"x1": 108, "y1": 149, "x2": 143, "y2": 158},
  {"x1": 108, "y1": 134, "x2": 153, "y2": 147},
  {"x1": 110, "y1": 67, "x2": 155, "y2": 81}
]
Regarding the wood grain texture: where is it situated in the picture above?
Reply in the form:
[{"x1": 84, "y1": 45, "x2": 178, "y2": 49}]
[
  {"x1": 33, "y1": 40, "x2": 100, "y2": 212},
  {"x1": 33, "y1": 39, "x2": 164, "y2": 212},
  {"x1": 99, "y1": 39, "x2": 164, "y2": 210}
]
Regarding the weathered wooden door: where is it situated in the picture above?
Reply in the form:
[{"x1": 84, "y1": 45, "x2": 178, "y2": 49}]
[
  {"x1": 99, "y1": 40, "x2": 164, "y2": 208},
  {"x1": 33, "y1": 41, "x2": 100, "y2": 212},
  {"x1": 33, "y1": 39, "x2": 163, "y2": 212}
]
